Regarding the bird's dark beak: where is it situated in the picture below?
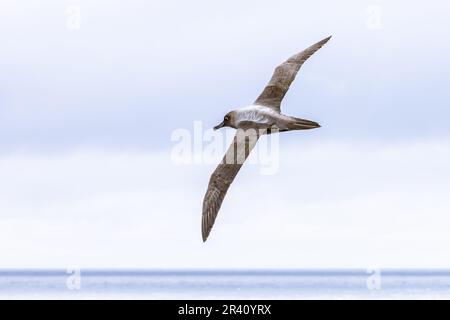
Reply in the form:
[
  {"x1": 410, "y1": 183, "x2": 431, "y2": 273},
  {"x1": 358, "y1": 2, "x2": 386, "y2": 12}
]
[
  {"x1": 213, "y1": 121, "x2": 225, "y2": 130},
  {"x1": 295, "y1": 118, "x2": 321, "y2": 129}
]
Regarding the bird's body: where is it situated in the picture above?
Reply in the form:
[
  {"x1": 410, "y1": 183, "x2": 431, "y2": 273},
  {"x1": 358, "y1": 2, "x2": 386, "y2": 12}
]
[
  {"x1": 202, "y1": 36, "x2": 331, "y2": 242},
  {"x1": 231, "y1": 105, "x2": 320, "y2": 131},
  {"x1": 235, "y1": 105, "x2": 277, "y2": 128}
]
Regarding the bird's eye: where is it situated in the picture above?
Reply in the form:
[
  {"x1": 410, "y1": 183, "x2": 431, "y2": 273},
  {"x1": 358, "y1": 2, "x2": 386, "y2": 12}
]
[{"x1": 224, "y1": 116, "x2": 229, "y2": 121}]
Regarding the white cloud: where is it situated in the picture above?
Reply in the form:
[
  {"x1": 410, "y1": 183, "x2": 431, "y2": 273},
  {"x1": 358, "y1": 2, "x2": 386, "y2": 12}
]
[{"x1": 1, "y1": 138, "x2": 450, "y2": 268}]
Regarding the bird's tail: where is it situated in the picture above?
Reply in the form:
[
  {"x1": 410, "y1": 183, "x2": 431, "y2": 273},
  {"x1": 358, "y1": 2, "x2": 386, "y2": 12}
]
[{"x1": 287, "y1": 117, "x2": 321, "y2": 130}]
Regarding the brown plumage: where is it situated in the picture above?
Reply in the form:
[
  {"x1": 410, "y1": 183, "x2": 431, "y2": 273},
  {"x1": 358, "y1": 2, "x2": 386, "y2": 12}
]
[{"x1": 202, "y1": 36, "x2": 331, "y2": 242}]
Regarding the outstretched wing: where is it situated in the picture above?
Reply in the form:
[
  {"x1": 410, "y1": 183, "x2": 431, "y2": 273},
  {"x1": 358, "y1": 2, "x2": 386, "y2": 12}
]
[
  {"x1": 254, "y1": 36, "x2": 331, "y2": 112},
  {"x1": 202, "y1": 129, "x2": 260, "y2": 242}
]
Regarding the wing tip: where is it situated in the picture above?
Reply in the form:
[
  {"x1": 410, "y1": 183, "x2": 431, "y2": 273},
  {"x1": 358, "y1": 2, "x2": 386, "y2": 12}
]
[
  {"x1": 202, "y1": 229, "x2": 210, "y2": 242},
  {"x1": 320, "y1": 35, "x2": 332, "y2": 45},
  {"x1": 202, "y1": 216, "x2": 210, "y2": 242},
  {"x1": 202, "y1": 230, "x2": 208, "y2": 243}
]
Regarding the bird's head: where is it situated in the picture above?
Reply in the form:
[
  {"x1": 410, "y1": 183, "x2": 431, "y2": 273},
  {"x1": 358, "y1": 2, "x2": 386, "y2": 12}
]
[{"x1": 214, "y1": 111, "x2": 237, "y2": 130}]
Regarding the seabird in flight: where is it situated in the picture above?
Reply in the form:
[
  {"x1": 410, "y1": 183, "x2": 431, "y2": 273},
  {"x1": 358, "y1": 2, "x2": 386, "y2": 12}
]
[{"x1": 202, "y1": 36, "x2": 331, "y2": 242}]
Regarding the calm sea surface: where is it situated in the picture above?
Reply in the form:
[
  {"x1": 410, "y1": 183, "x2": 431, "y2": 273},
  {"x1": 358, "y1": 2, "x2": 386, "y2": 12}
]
[{"x1": 1, "y1": 269, "x2": 450, "y2": 299}]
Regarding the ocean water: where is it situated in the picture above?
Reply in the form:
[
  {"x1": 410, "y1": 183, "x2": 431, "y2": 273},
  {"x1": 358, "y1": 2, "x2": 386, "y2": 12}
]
[{"x1": 1, "y1": 269, "x2": 450, "y2": 299}]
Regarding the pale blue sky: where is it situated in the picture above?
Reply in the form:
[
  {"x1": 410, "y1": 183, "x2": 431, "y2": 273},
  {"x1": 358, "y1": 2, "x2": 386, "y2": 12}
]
[
  {"x1": 1, "y1": 1, "x2": 450, "y2": 268},
  {"x1": 1, "y1": 0, "x2": 449, "y2": 152}
]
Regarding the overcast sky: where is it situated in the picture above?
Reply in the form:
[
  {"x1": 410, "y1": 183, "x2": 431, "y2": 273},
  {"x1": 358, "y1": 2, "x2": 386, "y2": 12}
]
[{"x1": 1, "y1": 0, "x2": 450, "y2": 268}]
